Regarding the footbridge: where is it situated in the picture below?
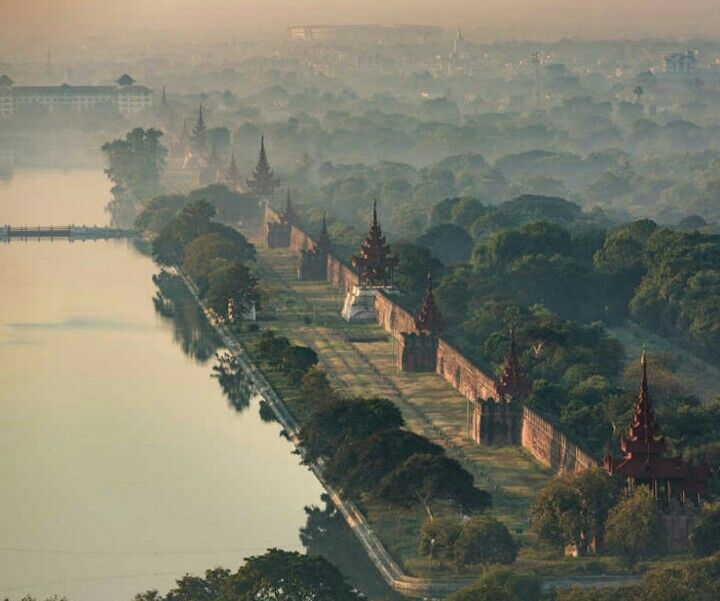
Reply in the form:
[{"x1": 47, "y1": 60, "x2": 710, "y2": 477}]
[{"x1": 1, "y1": 225, "x2": 138, "y2": 241}]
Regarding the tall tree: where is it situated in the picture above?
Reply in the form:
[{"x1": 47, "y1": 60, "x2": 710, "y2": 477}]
[
  {"x1": 102, "y1": 127, "x2": 167, "y2": 199},
  {"x1": 374, "y1": 453, "x2": 491, "y2": 519},
  {"x1": 218, "y1": 548, "x2": 364, "y2": 601}
]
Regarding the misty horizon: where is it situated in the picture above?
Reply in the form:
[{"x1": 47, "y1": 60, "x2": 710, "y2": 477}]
[{"x1": 2, "y1": 0, "x2": 720, "y2": 50}]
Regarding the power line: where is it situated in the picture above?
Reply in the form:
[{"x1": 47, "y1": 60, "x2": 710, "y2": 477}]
[{"x1": 0, "y1": 544, "x2": 297, "y2": 557}]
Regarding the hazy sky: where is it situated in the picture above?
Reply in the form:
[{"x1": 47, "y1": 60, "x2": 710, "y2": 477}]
[{"x1": 2, "y1": 0, "x2": 720, "y2": 42}]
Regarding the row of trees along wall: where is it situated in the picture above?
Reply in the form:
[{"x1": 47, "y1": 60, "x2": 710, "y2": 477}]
[{"x1": 263, "y1": 204, "x2": 596, "y2": 474}]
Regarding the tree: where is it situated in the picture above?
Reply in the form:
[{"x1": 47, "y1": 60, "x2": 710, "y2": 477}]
[
  {"x1": 393, "y1": 243, "x2": 443, "y2": 300},
  {"x1": 419, "y1": 516, "x2": 462, "y2": 561},
  {"x1": 417, "y1": 223, "x2": 474, "y2": 265},
  {"x1": 135, "y1": 194, "x2": 188, "y2": 234},
  {"x1": 165, "y1": 569, "x2": 231, "y2": 601},
  {"x1": 254, "y1": 330, "x2": 292, "y2": 369},
  {"x1": 689, "y1": 502, "x2": 720, "y2": 557},
  {"x1": 325, "y1": 429, "x2": 443, "y2": 495},
  {"x1": 182, "y1": 233, "x2": 252, "y2": 287},
  {"x1": 453, "y1": 516, "x2": 519, "y2": 568},
  {"x1": 186, "y1": 184, "x2": 258, "y2": 224},
  {"x1": 298, "y1": 397, "x2": 404, "y2": 463},
  {"x1": 283, "y1": 345, "x2": 319, "y2": 375},
  {"x1": 531, "y1": 468, "x2": 621, "y2": 554},
  {"x1": 101, "y1": 127, "x2": 167, "y2": 199},
  {"x1": 218, "y1": 548, "x2": 364, "y2": 601},
  {"x1": 205, "y1": 261, "x2": 259, "y2": 320},
  {"x1": 606, "y1": 487, "x2": 666, "y2": 565},
  {"x1": 641, "y1": 553, "x2": 720, "y2": 601},
  {"x1": 300, "y1": 367, "x2": 337, "y2": 405},
  {"x1": 153, "y1": 200, "x2": 217, "y2": 265},
  {"x1": 374, "y1": 453, "x2": 491, "y2": 519},
  {"x1": 448, "y1": 567, "x2": 540, "y2": 601}
]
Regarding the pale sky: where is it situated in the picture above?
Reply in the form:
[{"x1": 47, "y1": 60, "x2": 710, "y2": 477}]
[{"x1": 1, "y1": 0, "x2": 720, "y2": 42}]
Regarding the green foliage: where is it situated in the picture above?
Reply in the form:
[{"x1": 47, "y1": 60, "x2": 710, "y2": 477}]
[
  {"x1": 689, "y1": 502, "x2": 720, "y2": 558},
  {"x1": 629, "y1": 228, "x2": 720, "y2": 360},
  {"x1": 137, "y1": 185, "x2": 258, "y2": 237},
  {"x1": 556, "y1": 587, "x2": 638, "y2": 601},
  {"x1": 182, "y1": 232, "x2": 255, "y2": 290},
  {"x1": 531, "y1": 468, "x2": 621, "y2": 553},
  {"x1": 298, "y1": 397, "x2": 404, "y2": 463},
  {"x1": 325, "y1": 429, "x2": 443, "y2": 496},
  {"x1": 135, "y1": 194, "x2": 188, "y2": 235},
  {"x1": 205, "y1": 261, "x2": 259, "y2": 320},
  {"x1": 253, "y1": 330, "x2": 319, "y2": 381},
  {"x1": 417, "y1": 223, "x2": 474, "y2": 265},
  {"x1": 557, "y1": 554, "x2": 720, "y2": 601},
  {"x1": 419, "y1": 516, "x2": 462, "y2": 560},
  {"x1": 453, "y1": 516, "x2": 519, "y2": 568},
  {"x1": 447, "y1": 567, "x2": 541, "y2": 601},
  {"x1": 605, "y1": 487, "x2": 667, "y2": 565},
  {"x1": 374, "y1": 453, "x2": 491, "y2": 518},
  {"x1": 186, "y1": 184, "x2": 258, "y2": 224},
  {"x1": 640, "y1": 553, "x2": 720, "y2": 601},
  {"x1": 101, "y1": 127, "x2": 167, "y2": 200},
  {"x1": 153, "y1": 200, "x2": 217, "y2": 265},
  {"x1": 218, "y1": 548, "x2": 364, "y2": 601},
  {"x1": 300, "y1": 367, "x2": 337, "y2": 405},
  {"x1": 164, "y1": 568, "x2": 231, "y2": 601},
  {"x1": 393, "y1": 243, "x2": 443, "y2": 300},
  {"x1": 137, "y1": 549, "x2": 364, "y2": 601}
]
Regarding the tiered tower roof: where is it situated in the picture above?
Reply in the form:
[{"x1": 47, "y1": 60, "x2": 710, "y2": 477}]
[
  {"x1": 247, "y1": 135, "x2": 279, "y2": 198},
  {"x1": 494, "y1": 327, "x2": 531, "y2": 401},
  {"x1": 415, "y1": 270, "x2": 445, "y2": 334},
  {"x1": 604, "y1": 353, "x2": 709, "y2": 499},
  {"x1": 224, "y1": 151, "x2": 242, "y2": 188},
  {"x1": 281, "y1": 189, "x2": 297, "y2": 224},
  {"x1": 316, "y1": 212, "x2": 332, "y2": 252},
  {"x1": 351, "y1": 200, "x2": 398, "y2": 287},
  {"x1": 191, "y1": 105, "x2": 207, "y2": 153}
]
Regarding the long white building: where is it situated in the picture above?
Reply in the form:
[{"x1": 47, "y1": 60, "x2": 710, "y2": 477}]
[{"x1": 0, "y1": 74, "x2": 152, "y2": 117}]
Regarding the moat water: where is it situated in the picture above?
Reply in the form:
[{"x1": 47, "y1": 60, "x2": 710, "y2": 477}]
[{"x1": 0, "y1": 170, "x2": 337, "y2": 601}]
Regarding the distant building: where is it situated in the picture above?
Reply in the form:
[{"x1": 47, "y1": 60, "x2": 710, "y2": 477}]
[
  {"x1": 449, "y1": 28, "x2": 473, "y2": 62},
  {"x1": 288, "y1": 24, "x2": 441, "y2": 45},
  {"x1": 0, "y1": 74, "x2": 152, "y2": 117},
  {"x1": 664, "y1": 51, "x2": 698, "y2": 72}
]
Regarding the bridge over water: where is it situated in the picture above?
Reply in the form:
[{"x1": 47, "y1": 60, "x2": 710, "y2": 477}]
[{"x1": 1, "y1": 225, "x2": 138, "y2": 241}]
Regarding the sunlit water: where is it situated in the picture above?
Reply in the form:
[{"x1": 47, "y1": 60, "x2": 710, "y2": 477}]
[{"x1": 0, "y1": 170, "x2": 324, "y2": 601}]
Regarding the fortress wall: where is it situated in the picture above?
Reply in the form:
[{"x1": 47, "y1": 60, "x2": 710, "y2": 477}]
[
  {"x1": 262, "y1": 207, "x2": 598, "y2": 474},
  {"x1": 374, "y1": 290, "x2": 417, "y2": 336},
  {"x1": 520, "y1": 406, "x2": 597, "y2": 473},
  {"x1": 435, "y1": 338, "x2": 497, "y2": 402}
]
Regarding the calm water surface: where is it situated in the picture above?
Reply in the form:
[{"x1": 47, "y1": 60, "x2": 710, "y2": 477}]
[{"x1": 0, "y1": 170, "x2": 324, "y2": 601}]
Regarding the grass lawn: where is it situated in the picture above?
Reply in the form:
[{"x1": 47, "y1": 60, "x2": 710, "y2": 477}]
[{"x1": 242, "y1": 238, "x2": 557, "y2": 574}]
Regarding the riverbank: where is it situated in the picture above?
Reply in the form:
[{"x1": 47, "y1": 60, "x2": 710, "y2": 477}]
[
  {"x1": 175, "y1": 268, "x2": 463, "y2": 599},
  {"x1": 174, "y1": 247, "x2": 646, "y2": 598}
]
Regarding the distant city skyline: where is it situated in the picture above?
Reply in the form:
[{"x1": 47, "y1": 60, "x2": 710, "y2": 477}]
[{"x1": 2, "y1": 0, "x2": 720, "y2": 44}]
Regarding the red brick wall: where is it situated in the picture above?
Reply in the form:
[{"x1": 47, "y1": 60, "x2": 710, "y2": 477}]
[
  {"x1": 264, "y1": 205, "x2": 315, "y2": 252},
  {"x1": 520, "y1": 406, "x2": 597, "y2": 473},
  {"x1": 327, "y1": 255, "x2": 359, "y2": 291},
  {"x1": 436, "y1": 339, "x2": 497, "y2": 401},
  {"x1": 262, "y1": 207, "x2": 598, "y2": 475},
  {"x1": 374, "y1": 291, "x2": 417, "y2": 335}
]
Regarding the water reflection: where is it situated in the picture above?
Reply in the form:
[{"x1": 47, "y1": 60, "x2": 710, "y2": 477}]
[
  {"x1": 212, "y1": 352, "x2": 252, "y2": 413},
  {"x1": 149, "y1": 267, "x2": 394, "y2": 599},
  {"x1": 300, "y1": 496, "x2": 402, "y2": 601},
  {"x1": 152, "y1": 270, "x2": 221, "y2": 362}
]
